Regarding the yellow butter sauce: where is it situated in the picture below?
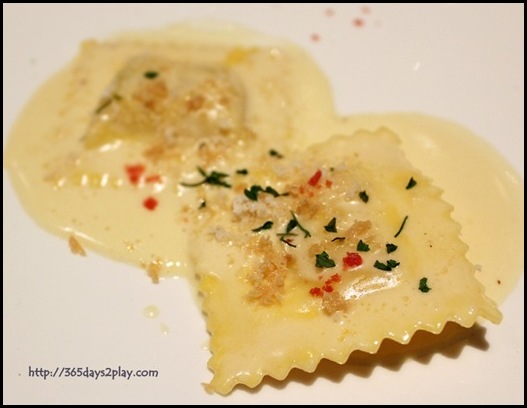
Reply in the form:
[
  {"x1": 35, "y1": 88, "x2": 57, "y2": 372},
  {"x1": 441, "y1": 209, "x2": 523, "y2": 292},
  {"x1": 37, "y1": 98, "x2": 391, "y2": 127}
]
[{"x1": 3, "y1": 24, "x2": 523, "y2": 305}]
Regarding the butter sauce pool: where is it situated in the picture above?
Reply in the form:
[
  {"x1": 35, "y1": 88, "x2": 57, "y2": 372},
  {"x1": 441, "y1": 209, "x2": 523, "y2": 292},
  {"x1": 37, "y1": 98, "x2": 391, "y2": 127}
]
[{"x1": 4, "y1": 24, "x2": 523, "y2": 305}]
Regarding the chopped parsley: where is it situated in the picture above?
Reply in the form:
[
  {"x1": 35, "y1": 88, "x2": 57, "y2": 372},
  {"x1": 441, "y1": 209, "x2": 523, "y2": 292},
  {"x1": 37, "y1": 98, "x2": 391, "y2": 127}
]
[
  {"x1": 264, "y1": 186, "x2": 281, "y2": 197},
  {"x1": 236, "y1": 169, "x2": 249, "y2": 175},
  {"x1": 373, "y1": 260, "x2": 391, "y2": 271},
  {"x1": 291, "y1": 212, "x2": 311, "y2": 238},
  {"x1": 277, "y1": 219, "x2": 298, "y2": 247},
  {"x1": 359, "y1": 191, "x2": 369, "y2": 203},
  {"x1": 144, "y1": 71, "x2": 159, "y2": 79},
  {"x1": 269, "y1": 149, "x2": 283, "y2": 158},
  {"x1": 386, "y1": 259, "x2": 400, "y2": 269},
  {"x1": 244, "y1": 185, "x2": 263, "y2": 201},
  {"x1": 406, "y1": 177, "x2": 417, "y2": 190},
  {"x1": 386, "y1": 243, "x2": 398, "y2": 253},
  {"x1": 331, "y1": 237, "x2": 346, "y2": 242},
  {"x1": 357, "y1": 239, "x2": 370, "y2": 252},
  {"x1": 394, "y1": 215, "x2": 409, "y2": 238},
  {"x1": 277, "y1": 212, "x2": 311, "y2": 247},
  {"x1": 419, "y1": 277, "x2": 431, "y2": 293},
  {"x1": 324, "y1": 217, "x2": 337, "y2": 233},
  {"x1": 244, "y1": 185, "x2": 287, "y2": 201},
  {"x1": 252, "y1": 221, "x2": 273, "y2": 232},
  {"x1": 180, "y1": 167, "x2": 231, "y2": 188},
  {"x1": 374, "y1": 259, "x2": 400, "y2": 271},
  {"x1": 315, "y1": 251, "x2": 336, "y2": 268}
]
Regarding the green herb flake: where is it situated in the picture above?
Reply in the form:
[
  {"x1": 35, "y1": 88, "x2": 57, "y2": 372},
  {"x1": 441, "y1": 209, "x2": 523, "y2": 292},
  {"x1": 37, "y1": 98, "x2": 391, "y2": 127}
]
[
  {"x1": 252, "y1": 221, "x2": 274, "y2": 232},
  {"x1": 198, "y1": 200, "x2": 206, "y2": 209},
  {"x1": 324, "y1": 217, "x2": 337, "y2": 233},
  {"x1": 180, "y1": 167, "x2": 231, "y2": 189},
  {"x1": 373, "y1": 260, "x2": 392, "y2": 271},
  {"x1": 359, "y1": 191, "x2": 369, "y2": 203},
  {"x1": 374, "y1": 258, "x2": 400, "y2": 271},
  {"x1": 269, "y1": 149, "x2": 283, "y2": 158},
  {"x1": 394, "y1": 215, "x2": 409, "y2": 238},
  {"x1": 386, "y1": 243, "x2": 398, "y2": 253},
  {"x1": 236, "y1": 169, "x2": 249, "y2": 175},
  {"x1": 406, "y1": 177, "x2": 417, "y2": 190},
  {"x1": 277, "y1": 219, "x2": 298, "y2": 246},
  {"x1": 264, "y1": 186, "x2": 280, "y2": 197},
  {"x1": 386, "y1": 259, "x2": 400, "y2": 269},
  {"x1": 277, "y1": 212, "x2": 311, "y2": 246},
  {"x1": 144, "y1": 71, "x2": 159, "y2": 79},
  {"x1": 291, "y1": 212, "x2": 311, "y2": 238},
  {"x1": 244, "y1": 185, "x2": 263, "y2": 201},
  {"x1": 419, "y1": 277, "x2": 431, "y2": 293},
  {"x1": 357, "y1": 239, "x2": 370, "y2": 252},
  {"x1": 244, "y1": 185, "x2": 287, "y2": 201},
  {"x1": 331, "y1": 237, "x2": 346, "y2": 242},
  {"x1": 284, "y1": 218, "x2": 298, "y2": 234},
  {"x1": 315, "y1": 251, "x2": 336, "y2": 268}
]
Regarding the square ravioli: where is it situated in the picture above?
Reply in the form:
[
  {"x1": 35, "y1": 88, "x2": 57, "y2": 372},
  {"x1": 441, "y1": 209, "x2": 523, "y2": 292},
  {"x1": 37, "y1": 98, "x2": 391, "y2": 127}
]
[{"x1": 188, "y1": 128, "x2": 501, "y2": 394}]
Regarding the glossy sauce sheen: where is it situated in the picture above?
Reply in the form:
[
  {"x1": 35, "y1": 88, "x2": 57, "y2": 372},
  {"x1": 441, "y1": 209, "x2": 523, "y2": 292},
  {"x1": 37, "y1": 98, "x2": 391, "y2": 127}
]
[{"x1": 4, "y1": 24, "x2": 523, "y2": 304}]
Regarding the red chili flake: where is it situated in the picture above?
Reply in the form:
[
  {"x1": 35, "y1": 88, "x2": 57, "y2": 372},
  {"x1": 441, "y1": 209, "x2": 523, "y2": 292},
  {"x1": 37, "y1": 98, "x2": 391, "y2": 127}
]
[
  {"x1": 352, "y1": 18, "x2": 365, "y2": 28},
  {"x1": 143, "y1": 196, "x2": 158, "y2": 211},
  {"x1": 145, "y1": 174, "x2": 162, "y2": 184},
  {"x1": 125, "y1": 164, "x2": 145, "y2": 185},
  {"x1": 310, "y1": 33, "x2": 320, "y2": 43},
  {"x1": 325, "y1": 179, "x2": 333, "y2": 188},
  {"x1": 322, "y1": 283, "x2": 334, "y2": 293},
  {"x1": 309, "y1": 287, "x2": 324, "y2": 297},
  {"x1": 308, "y1": 169, "x2": 323, "y2": 187},
  {"x1": 343, "y1": 252, "x2": 363, "y2": 269},
  {"x1": 327, "y1": 273, "x2": 342, "y2": 284}
]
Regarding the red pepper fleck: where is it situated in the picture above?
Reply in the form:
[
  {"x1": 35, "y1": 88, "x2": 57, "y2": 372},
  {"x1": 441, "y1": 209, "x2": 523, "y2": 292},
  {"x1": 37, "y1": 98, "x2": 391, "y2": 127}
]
[
  {"x1": 308, "y1": 169, "x2": 323, "y2": 187},
  {"x1": 353, "y1": 18, "x2": 365, "y2": 28},
  {"x1": 322, "y1": 283, "x2": 334, "y2": 293},
  {"x1": 325, "y1": 179, "x2": 333, "y2": 188},
  {"x1": 327, "y1": 273, "x2": 341, "y2": 284},
  {"x1": 310, "y1": 33, "x2": 320, "y2": 43},
  {"x1": 343, "y1": 252, "x2": 363, "y2": 269},
  {"x1": 309, "y1": 287, "x2": 324, "y2": 297},
  {"x1": 143, "y1": 197, "x2": 158, "y2": 211},
  {"x1": 145, "y1": 174, "x2": 162, "y2": 184},
  {"x1": 125, "y1": 164, "x2": 145, "y2": 185}
]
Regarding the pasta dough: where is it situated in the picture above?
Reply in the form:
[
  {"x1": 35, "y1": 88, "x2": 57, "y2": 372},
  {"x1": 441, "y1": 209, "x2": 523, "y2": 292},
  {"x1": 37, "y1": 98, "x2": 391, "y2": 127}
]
[
  {"x1": 188, "y1": 129, "x2": 501, "y2": 394},
  {"x1": 5, "y1": 23, "x2": 517, "y2": 396}
]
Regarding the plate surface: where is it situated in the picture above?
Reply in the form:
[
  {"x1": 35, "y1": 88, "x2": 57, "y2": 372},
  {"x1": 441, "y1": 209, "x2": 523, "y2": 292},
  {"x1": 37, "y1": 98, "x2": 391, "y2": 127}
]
[{"x1": 3, "y1": 4, "x2": 524, "y2": 404}]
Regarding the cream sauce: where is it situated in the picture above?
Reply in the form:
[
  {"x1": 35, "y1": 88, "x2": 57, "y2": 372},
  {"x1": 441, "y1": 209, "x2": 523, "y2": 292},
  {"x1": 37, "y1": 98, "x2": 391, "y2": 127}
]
[{"x1": 3, "y1": 24, "x2": 523, "y2": 305}]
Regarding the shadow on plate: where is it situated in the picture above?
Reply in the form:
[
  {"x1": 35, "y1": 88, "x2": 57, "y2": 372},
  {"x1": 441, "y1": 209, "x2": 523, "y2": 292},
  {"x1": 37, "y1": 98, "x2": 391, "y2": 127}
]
[{"x1": 243, "y1": 322, "x2": 488, "y2": 393}]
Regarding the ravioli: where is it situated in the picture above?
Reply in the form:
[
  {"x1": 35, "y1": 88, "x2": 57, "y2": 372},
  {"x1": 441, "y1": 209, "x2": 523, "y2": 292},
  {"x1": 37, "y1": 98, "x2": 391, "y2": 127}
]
[
  {"x1": 187, "y1": 129, "x2": 501, "y2": 394},
  {"x1": 6, "y1": 24, "x2": 516, "y2": 397},
  {"x1": 9, "y1": 34, "x2": 313, "y2": 280}
]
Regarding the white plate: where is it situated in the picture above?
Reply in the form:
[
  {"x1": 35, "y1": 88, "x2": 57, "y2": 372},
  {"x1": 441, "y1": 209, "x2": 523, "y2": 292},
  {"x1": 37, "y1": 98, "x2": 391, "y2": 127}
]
[{"x1": 3, "y1": 4, "x2": 524, "y2": 404}]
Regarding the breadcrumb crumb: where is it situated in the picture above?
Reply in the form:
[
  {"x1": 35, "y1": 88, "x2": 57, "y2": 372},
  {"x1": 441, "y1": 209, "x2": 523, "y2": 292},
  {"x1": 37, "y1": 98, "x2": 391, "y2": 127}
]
[{"x1": 68, "y1": 235, "x2": 86, "y2": 256}]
